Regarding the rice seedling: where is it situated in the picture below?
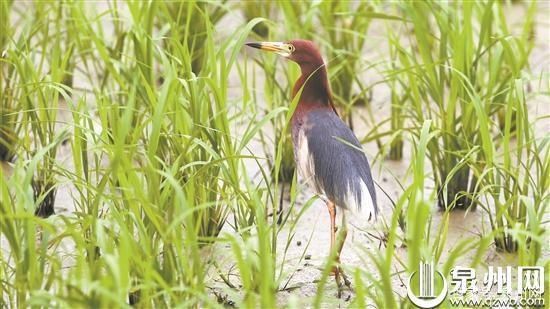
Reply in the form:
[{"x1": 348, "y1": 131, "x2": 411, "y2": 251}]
[
  {"x1": 316, "y1": 1, "x2": 375, "y2": 130},
  {"x1": 0, "y1": 71, "x2": 19, "y2": 163},
  {"x1": 471, "y1": 78, "x2": 549, "y2": 253},
  {"x1": 248, "y1": 56, "x2": 296, "y2": 227},
  {"x1": 242, "y1": 1, "x2": 273, "y2": 39},
  {"x1": 157, "y1": 0, "x2": 229, "y2": 75},
  {"x1": 1, "y1": 0, "x2": 19, "y2": 162},
  {"x1": 385, "y1": 76, "x2": 408, "y2": 161},
  {"x1": 250, "y1": 50, "x2": 298, "y2": 186},
  {"x1": 278, "y1": 1, "x2": 317, "y2": 39},
  {"x1": 3, "y1": 1, "x2": 74, "y2": 217},
  {"x1": 383, "y1": 25, "x2": 411, "y2": 161},
  {"x1": 390, "y1": 1, "x2": 536, "y2": 210}
]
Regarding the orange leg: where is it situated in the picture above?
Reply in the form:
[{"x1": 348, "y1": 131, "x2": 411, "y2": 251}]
[
  {"x1": 327, "y1": 201, "x2": 337, "y2": 256},
  {"x1": 327, "y1": 201, "x2": 351, "y2": 297}
]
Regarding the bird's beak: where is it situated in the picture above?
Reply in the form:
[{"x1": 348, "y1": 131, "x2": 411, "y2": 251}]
[{"x1": 245, "y1": 41, "x2": 293, "y2": 57}]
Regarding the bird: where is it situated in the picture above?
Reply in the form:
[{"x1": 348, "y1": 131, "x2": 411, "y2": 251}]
[{"x1": 246, "y1": 40, "x2": 378, "y2": 296}]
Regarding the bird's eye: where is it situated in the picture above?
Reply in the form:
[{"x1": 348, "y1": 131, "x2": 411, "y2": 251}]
[{"x1": 289, "y1": 45, "x2": 295, "y2": 52}]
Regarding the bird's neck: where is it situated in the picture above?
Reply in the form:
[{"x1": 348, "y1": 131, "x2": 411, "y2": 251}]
[{"x1": 292, "y1": 63, "x2": 332, "y2": 107}]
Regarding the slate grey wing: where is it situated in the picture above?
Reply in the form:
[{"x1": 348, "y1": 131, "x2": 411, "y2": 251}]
[{"x1": 300, "y1": 109, "x2": 378, "y2": 220}]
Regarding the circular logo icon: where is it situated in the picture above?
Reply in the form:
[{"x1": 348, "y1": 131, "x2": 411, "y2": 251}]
[{"x1": 407, "y1": 262, "x2": 448, "y2": 308}]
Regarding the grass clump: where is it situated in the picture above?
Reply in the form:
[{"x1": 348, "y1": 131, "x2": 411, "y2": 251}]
[
  {"x1": 473, "y1": 79, "x2": 549, "y2": 253},
  {"x1": 316, "y1": 1, "x2": 375, "y2": 130},
  {"x1": 390, "y1": 1, "x2": 536, "y2": 210},
  {"x1": 0, "y1": 0, "x2": 18, "y2": 162}
]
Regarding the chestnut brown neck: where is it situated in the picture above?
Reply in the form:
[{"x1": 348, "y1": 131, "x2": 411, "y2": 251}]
[{"x1": 292, "y1": 62, "x2": 332, "y2": 106}]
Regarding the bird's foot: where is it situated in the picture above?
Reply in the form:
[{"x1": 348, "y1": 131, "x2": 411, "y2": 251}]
[{"x1": 332, "y1": 266, "x2": 352, "y2": 298}]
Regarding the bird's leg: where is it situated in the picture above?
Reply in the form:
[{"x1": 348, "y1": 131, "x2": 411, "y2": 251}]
[
  {"x1": 335, "y1": 216, "x2": 351, "y2": 289},
  {"x1": 327, "y1": 201, "x2": 337, "y2": 257},
  {"x1": 326, "y1": 201, "x2": 342, "y2": 294},
  {"x1": 327, "y1": 201, "x2": 352, "y2": 297}
]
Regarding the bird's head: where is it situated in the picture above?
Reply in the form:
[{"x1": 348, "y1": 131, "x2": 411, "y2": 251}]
[
  {"x1": 245, "y1": 39, "x2": 324, "y2": 70},
  {"x1": 246, "y1": 39, "x2": 332, "y2": 103}
]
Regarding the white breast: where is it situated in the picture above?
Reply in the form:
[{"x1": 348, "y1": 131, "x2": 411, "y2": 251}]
[{"x1": 295, "y1": 129, "x2": 317, "y2": 189}]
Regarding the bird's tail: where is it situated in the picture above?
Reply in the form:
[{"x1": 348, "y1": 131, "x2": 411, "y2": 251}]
[{"x1": 346, "y1": 179, "x2": 377, "y2": 222}]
